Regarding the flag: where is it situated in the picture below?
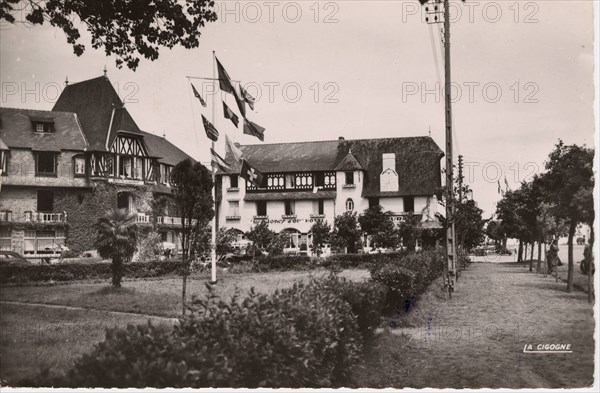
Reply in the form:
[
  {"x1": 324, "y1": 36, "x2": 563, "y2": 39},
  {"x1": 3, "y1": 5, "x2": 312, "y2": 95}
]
[
  {"x1": 243, "y1": 119, "x2": 265, "y2": 142},
  {"x1": 216, "y1": 57, "x2": 236, "y2": 95},
  {"x1": 497, "y1": 180, "x2": 502, "y2": 195},
  {"x1": 201, "y1": 115, "x2": 219, "y2": 142},
  {"x1": 241, "y1": 86, "x2": 255, "y2": 111},
  {"x1": 233, "y1": 86, "x2": 246, "y2": 117},
  {"x1": 504, "y1": 176, "x2": 510, "y2": 192},
  {"x1": 222, "y1": 101, "x2": 239, "y2": 128},
  {"x1": 211, "y1": 148, "x2": 231, "y2": 172},
  {"x1": 240, "y1": 159, "x2": 263, "y2": 187},
  {"x1": 215, "y1": 57, "x2": 246, "y2": 116},
  {"x1": 191, "y1": 83, "x2": 207, "y2": 107},
  {"x1": 225, "y1": 134, "x2": 243, "y2": 162}
]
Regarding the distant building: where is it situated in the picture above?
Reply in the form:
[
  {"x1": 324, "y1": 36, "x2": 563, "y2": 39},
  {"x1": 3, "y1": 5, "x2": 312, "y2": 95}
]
[
  {"x1": 216, "y1": 136, "x2": 444, "y2": 255},
  {"x1": 0, "y1": 75, "x2": 194, "y2": 258}
]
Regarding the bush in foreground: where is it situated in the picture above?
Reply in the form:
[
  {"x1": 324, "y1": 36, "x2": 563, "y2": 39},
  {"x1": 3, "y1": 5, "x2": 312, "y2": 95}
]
[{"x1": 63, "y1": 277, "x2": 363, "y2": 388}]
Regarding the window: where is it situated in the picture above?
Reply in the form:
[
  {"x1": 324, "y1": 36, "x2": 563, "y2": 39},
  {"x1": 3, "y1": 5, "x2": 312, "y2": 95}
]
[
  {"x1": 345, "y1": 171, "x2": 354, "y2": 185},
  {"x1": 35, "y1": 152, "x2": 56, "y2": 175},
  {"x1": 256, "y1": 201, "x2": 267, "y2": 216},
  {"x1": 404, "y1": 196, "x2": 414, "y2": 213},
  {"x1": 37, "y1": 190, "x2": 54, "y2": 212},
  {"x1": 346, "y1": 198, "x2": 354, "y2": 212},
  {"x1": 74, "y1": 156, "x2": 85, "y2": 176},
  {"x1": 228, "y1": 201, "x2": 240, "y2": 217},
  {"x1": 285, "y1": 174, "x2": 296, "y2": 189},
  {"x1": 0, "y1": 150, "x2": 7, "y2": 174},
  {"x1": 119, "y1": 156, "x2": 133, "y2": 178},
  {"x1": 23, "y1": 229, "x2": 65, "y2": 255},
  {"x1": 36, "y1": 123, "x2": 44, "y2": 132},
  {"x1": 0, "y1": 228, "x2": 11, "y2": 251},
  {"x1": 267, "y1": 174, "x2": 285, "y2": 190},
  {"x1": 117, "y1": 192, "x2": 130, "y2": 211},
  {"x1": 318, "y1": 199, "x2": 324, "y2": 215},
  {"x1": 230, "y1": 175, "x2": 239, "y2": 189},
  {"x1": 284, "y1": 200, "x2": 295, "y2": 216},
  {"x1": 135, "y1": 157, "x2": 143, "y2": 179}
]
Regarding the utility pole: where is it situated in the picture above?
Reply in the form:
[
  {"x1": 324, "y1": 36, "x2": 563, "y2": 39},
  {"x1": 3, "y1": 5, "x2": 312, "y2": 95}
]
[
  {"x1": 422, "y1": 0, "x2": 456, "y2": 297},
  {"x1": 458, "y1": 155, "x2": 463, "y2": 203}
]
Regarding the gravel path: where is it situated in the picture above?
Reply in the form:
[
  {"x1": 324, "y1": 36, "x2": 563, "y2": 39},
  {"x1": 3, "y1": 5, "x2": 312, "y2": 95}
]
[{"x1": 359, "y1": 262, "x2": 595, "y2": 389}]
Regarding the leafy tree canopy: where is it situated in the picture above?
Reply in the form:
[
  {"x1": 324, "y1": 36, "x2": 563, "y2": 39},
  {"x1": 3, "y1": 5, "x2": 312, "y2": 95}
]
[{"x1": 0, "y1": 0, "x2": 217, "y2": 70}]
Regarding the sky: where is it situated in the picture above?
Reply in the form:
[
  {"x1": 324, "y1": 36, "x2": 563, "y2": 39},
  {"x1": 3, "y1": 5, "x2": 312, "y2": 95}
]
[{"x1": 0, "y1": 0, "x2": 596, "y2": 217}]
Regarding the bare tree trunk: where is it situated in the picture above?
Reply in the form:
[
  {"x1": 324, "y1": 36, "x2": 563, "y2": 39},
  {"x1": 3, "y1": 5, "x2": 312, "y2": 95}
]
[
  {"x1": 529, "y1": 242, "x2": 534, "y2": 271},
  {"x1": 111, "y1": 256, "x2": 122, "y2": 287},
  {"x1": 588, "y1": 225, "x2": 594, "y2": 303},
  {"x1": 567, "y1": 221, "x2": 576, "y2": 292},
  {"x1": 537, "y1": 239, "x2": 542, "y2": 273},
  {"x1": 518, "y1": 240, "x2": 523, "y2": 263},
  {"x1": 182, "y1": 270, "x2": 188, "y2": 316}
]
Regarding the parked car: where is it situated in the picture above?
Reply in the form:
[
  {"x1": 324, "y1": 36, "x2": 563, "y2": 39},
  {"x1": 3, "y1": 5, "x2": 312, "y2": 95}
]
[{"x1": 0, "y1": 251, "x2": 30, "y2": 266}]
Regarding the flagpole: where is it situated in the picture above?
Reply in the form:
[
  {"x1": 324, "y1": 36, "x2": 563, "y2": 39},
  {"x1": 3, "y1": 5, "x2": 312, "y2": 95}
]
[{"x1": 210, "y1": 50, "x2": 218, "y2": 284}]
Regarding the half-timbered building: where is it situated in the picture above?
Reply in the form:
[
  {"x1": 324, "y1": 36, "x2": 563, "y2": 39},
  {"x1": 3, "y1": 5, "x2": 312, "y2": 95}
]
[
  {"x1": 217, "y1": 136, "x2": 444, "y2": 255},
  {"x1": 0, "y1": 75, "x2": 194, "y2": 258}
]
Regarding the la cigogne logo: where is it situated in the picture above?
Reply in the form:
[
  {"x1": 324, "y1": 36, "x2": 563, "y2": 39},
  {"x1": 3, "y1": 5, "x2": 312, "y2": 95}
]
[{"x1": 523, "y1": 344, "x2": 573, "y2": 354}]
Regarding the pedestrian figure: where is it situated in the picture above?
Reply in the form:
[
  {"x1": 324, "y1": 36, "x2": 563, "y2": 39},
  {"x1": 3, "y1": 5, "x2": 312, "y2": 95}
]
[{"x1": 547, "y1": 239, "x2": 561, "y2": 274}]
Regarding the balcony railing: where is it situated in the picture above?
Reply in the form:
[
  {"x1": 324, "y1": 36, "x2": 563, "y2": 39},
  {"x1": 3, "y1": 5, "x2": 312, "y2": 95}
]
[
  {"x1": 135, "y1": 213, "x2": 150, "y2": 224},
  {"x1": 25, "y1": 211, "x2": 67, "y2": 223}
]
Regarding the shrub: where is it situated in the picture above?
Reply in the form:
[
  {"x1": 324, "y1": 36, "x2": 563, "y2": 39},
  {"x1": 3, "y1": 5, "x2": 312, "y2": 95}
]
[
  {"x1": 133, "y1": 231, "x2": 163, "y2": 262},
  {"x1": 318, "y1": 275, "x2": 388, "y2": 341},
  {"x1": 324, "y1": 252, "x2": 406, "y2": 270},
  {"x1": 62, "y1": 278, "x2": 362, "y2": 388},
  {"x1": 371, "y1": 263, "x2": 417, "y2": 309},
  {"x1": 254, "y1": 255, "x2": 313, "y2": 272},
  {"x1": 0, "y1": 261, "x2": 186, "y2": 283},
  {"x1": 370, "y1": 248, "x2": 446, "y2": 313}
]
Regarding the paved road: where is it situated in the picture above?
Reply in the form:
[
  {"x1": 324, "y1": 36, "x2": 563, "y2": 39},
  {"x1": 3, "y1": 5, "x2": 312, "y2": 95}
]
[{"x1": 361, "y1": 261, "x2": 595, "y2": 389}]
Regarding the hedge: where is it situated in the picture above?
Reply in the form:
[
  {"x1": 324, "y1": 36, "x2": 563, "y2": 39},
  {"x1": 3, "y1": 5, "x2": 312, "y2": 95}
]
[
  {"x1": 61, "y1": 275, "x2": 364, "y2": 388},
  {"x1": 0, "y1": 260, "x2": 186, "y2": 284},
  {"x1": 370, "y1": 248, "x2": 447, "y2": 312}
]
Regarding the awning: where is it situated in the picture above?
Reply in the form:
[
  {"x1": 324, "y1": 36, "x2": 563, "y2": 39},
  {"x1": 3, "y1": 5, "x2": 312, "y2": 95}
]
[{"x1": 244, "y1": 190, "x2": 336, "y2": 201}]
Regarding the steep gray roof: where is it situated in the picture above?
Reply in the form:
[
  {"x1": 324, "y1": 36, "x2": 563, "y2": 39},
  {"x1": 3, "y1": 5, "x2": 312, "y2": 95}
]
[
  {"x1": 222, "y1": 136, "x2": 443, "y2": 197},
  {"x1": 52, "y1": 76, "x2": 122, "y2": 151},
  {"x1": 0, "y1": 107, "x2": 87, "y2": 152}
]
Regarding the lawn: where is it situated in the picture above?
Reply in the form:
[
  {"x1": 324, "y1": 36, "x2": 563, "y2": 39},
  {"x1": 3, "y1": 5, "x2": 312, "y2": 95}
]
[
  {"x1": 0, "y1": 269, "x2": 369, "y2": 318},
  {"x1": 0, "y1": 303, "x2": 173, "y2": 386},
  {"x1": 0, "y1": 268, "x2": 369, "y2": 386}
]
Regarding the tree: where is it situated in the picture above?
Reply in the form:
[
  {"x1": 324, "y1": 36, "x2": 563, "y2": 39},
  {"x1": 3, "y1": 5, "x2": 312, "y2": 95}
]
[
  {"x1": 331, "y1": 211, "x2": 362, "y2": 253},
  {"x1": 496, "y1": 189, "x2": 529, "y2": 263},
  {"x1": 397, "y1": 212, "x2": 421, "y2": 251},
  {"x1": 485, "y1": 221, "x2": 506, "y2": 249},
  {"x1": 454, "y1": 199, "x2": 486, "y2": 251},
  {"x1": 216, "y1": 227, "x2": 238, "y2": 258},
  {"x1": 0, "y1": 0, "x2": 217, "y2": 70},
  {"x1": 542, "y1": 141, "x2": 594, "y2": 291},
  {"x1": 309, "y1": 220, "x2": 331, "y2": 257},
  {"x1": 170, "y1": 158, "x2": 214, "y2": 315},
  {"x1": 149, "y1": 195, "x2": 168, "y2": 231},
  {"x1": 358, "y1": 205, "x2": 398, "y2": 249},
  {"x1": 246, "y1": 220, "x2": 274, "y2": 257},
  {"x1": 95, "y1": 208, "x2": 138, "y2": 287}
]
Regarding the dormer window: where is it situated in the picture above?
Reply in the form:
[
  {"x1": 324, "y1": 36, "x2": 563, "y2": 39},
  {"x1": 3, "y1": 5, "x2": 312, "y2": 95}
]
[{"x1": 31, "y1": 118, "x2": 54, "y2": 133}]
